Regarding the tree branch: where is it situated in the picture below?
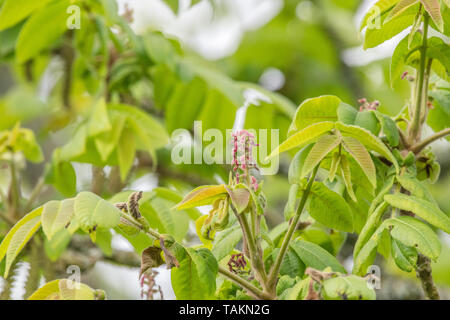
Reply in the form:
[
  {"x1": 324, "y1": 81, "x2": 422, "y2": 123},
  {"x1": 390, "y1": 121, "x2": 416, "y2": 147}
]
[
  {"x1": 218, "y1": 265, "x2": 273, "y2": 300},
  {"x1": 410, "y1": 128, "x2": 450, "y2": 154},
  {"x1": 416, "y1": 253, "x2": 440, "y2": 300}
]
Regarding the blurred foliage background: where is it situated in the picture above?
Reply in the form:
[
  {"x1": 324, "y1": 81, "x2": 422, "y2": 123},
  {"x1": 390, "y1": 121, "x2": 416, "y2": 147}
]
[{"x1": 0, "y1": 0, "x2": 449, "y2": 299}]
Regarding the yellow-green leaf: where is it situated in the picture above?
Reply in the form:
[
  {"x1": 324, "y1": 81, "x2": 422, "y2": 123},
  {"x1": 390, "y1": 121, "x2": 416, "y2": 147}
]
[
  {"x1": 328, "y1": 151, "x2": 340, "y2": 182},
  {"x1": 385, "y1": 0, "x2": 418, "y2": 24},
  {"x1": 336, "y1": 122, "x2": 398, "y2": 172},
  {"x1": 267, "y1": 122, "x2": 335, "y2": 159},
  {"x1": 308, "y1": 182, "x2": 353, "y2": 232},
  {"x1": 73, "y1": 192, "x2": 122, "y2": 232},
  {"x1": 340, "y1": 154, "x2": 357, "y2": 202},
  {"x1": 360, "y1": 0, "x2": 400, "y2": 31},
  {"x1": 117, "y1": 126, "x2": 136, "y2": 182},
  {"x1": 176, "y1": 185, "x2": 228, "y2": 210},
  {"x1": 384, "y1": 216, "x2": 441, "y2": 260},
  {"x1": 301, "y1": 134, "x2": 341, "y2": 178},
  {"x1": 341, "y1": 135, "x2": 377, "y2": 188},
  {"x1": 287, "y1": 95, "x2": 341, "y2": 135},
  {"x1": 420, "y1": 0, "x2": 444, "y2": 32},
  {"x1": 41, "y1": 199, "x2": 75, "y2": 240},
  {"x1": 0, "y1": 207, "x2": 43, "y2": 277},
  {"x1": 0, "y1": 0, "x2": 52, "y2": 31},
  {"x1": 354, "y1": 201, "x2": 389, "y2": 259},
  {"x1": 384, "y1": 193, "x2": 450, "y2": 233},
  {"x1": 28, "y1": 279, "x2": 98, "y2": 300}
]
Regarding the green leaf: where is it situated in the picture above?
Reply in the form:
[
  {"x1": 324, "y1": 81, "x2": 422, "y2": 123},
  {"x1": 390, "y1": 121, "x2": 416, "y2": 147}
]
[
  {"x1": 117, "y1": 126, "x2": 136, "y2": 181},
  {"x1": 301, "y1": 134, "x2": 341, "y2": 178},
  {"x1": 96, "y1": 229, "x2": 113, "y2": 256},
  {"x1": 337, "y1": 102, "x2": 357, "y2": 125},
  {"x1": 341, "y1": 136, "x2": 377, "y2": 188},
  {"x1": 368, "y1": 176, "x2": 395, "y2": 216},
  {"x1": 420, "y1": 0, "x2": 444, "y2": 32},
  {"x1": 391, "y1": 238, "x2": 418, "y2": 272},
  {"x1": 212, "y1": 225, "x2": 242, "y2": 261},
  {"x1": 426, "y1": 38, "x2": 450, "y2": 77},
  {"x1": 225, "y1": 186, "x2": 250, "y2": 214},
  {"x1": 336, "y1": 122, "x2": 399, "y2": 172},
  {"x1": 176, "y1": 185, "x2": 228, "y2": 210},
  {"x1": 44, "y1": 229, "x2": 71, "y2": 261},
  {"x1": 391, "y1": 33, "x2": 421, "y2": 86},
  {"x1": 354, "y1": 110, "x2": 380, "y2": 135},
  {"x1": 353, "y1": 222, "x2": 388, "y2": 275},
  {"x1": 143, "y1": 197, "x2": 190, "y2": 242},
  {"x1": 308, "y1": 182, "x2": 354, "y2": 232},
  {"x1": 286, "y1": 278, "x2": 311, "y2": 300},
  {"x1": 354, "y1": 201, "x2": 389, "y2": 259},
  {"x1": 45, "y1": 152, "x2": 77, "y2": 197},
  {"x1": 364, "y1": 3, "x2": 418, "y2": 49},
  {"x1": 0, "y1": 207, "x2": 42, "y2": 277},
  {"x1": 384, "y1": 216, "x2": 441, "y2": 260},
  {"x1": 28, "y1": 279, "x2": 99, "y2": 300},
  {"x1": 16, "y1": 0, "x2": 70, "y2": 63},
  {"x1": 171, "y1": 247, "x2": 218, "y2": 300},
  {"x1": 108, "y1": 103, "x2": 169, "y2": 150},
  {"x1": 284, "y1": 184, "x2": 299, "y2": 221},
  {"x1": 384, "y1": 194, "x2": 450, "y2": 233},
  {"x1": 428, "y1": 89, "x2": 450, "y2": 135},
  {"x1": 0, "y1": 0, "x2": 51, "y2": 31},
  {"x1": 13, "y1": 127, "x2": 44, "y2": 163},
  {"x1": 42, "y1": 198, "x2": 75, "y2": 240},
  {"x1": 95, "y1": 112, "x2": 126, "y2": 161},
  {"x1": 322, "y1": 275, "x2": 376, "y2": 300},
  {"x1": 290, "y1": 239, "x2": 346, "y2": 273},
  {"x1": 360, "y1": 0, "x2": 400, "y2": 31},
  {"x1": 385, "y1": 0, "x2": 418, "y2": 24},
  {"x1": 396, "y1": 174, "x2": 437, "y2": 204},
  {"x1": 288, "y1": 144, "x2": 314, "y2": 184},
  {"x1": 87, "y1": 99, "x2": 111, "y2": 137},
  {"x1": 340, "y1": 155, "x2": 357, "y2": 202},
  {"x1": 328, "y1": 151, "x2": 341, "y2": 182},
  {"x1": 288, "y1": 95, "x2": 341, "y2": 135},
  {"x1": 374, "y1": 112, "x2": 400, "y2": 146},
  {"x1": 73, "y1": 192, "x2": 122, "y2": 232},
  {"x1": 267, "y1": 122, "x2": 335, "y2": 159},
  {"x1": 274, "y1": 247, "x2": 306, "y2": 278}
]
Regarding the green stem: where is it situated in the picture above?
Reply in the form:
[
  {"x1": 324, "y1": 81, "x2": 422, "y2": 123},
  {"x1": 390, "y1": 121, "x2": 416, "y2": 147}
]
[
  {"x1": 410, "y1": 128, "x2": 450, "y2": 154},
  {"x1": 267, "y1": 165, "x2": 319, "y2": 289},
  {"x1": 218, "y1": 265, "x2": 273, "y2": 300},
  {"x1": 231, "y1": 204, "x2": 267, "y2": 288},
  {"x1": 409, "y1": 14, "x2": 429, "y2": 142}
]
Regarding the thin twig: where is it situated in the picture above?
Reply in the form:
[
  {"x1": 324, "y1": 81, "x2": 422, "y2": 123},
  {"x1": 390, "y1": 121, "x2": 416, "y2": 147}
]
[
  {"x1": 410, "y1": 128, "x2": 450, "y2": 154},
  {"x1": 218, "y1": 265, "x2": 273, "y2": 300},
  {"x1": 267, "y1": 165, "x2": 320, "y2": 290}
]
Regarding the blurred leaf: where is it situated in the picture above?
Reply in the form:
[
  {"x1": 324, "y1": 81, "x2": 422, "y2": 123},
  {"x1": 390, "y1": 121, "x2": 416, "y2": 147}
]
[
  {"x1": 0, "y1": 0, "x2": 51, "y2": 31},
  {"x1": 16, "y1": 0, "x2": 70, "y2": 63},
  {"x1": 290, "y1": 239, "x2": 346, "y2": 273},
  {"x1": 0, "y1": 206, "x2": 42, "y2": 277}
]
